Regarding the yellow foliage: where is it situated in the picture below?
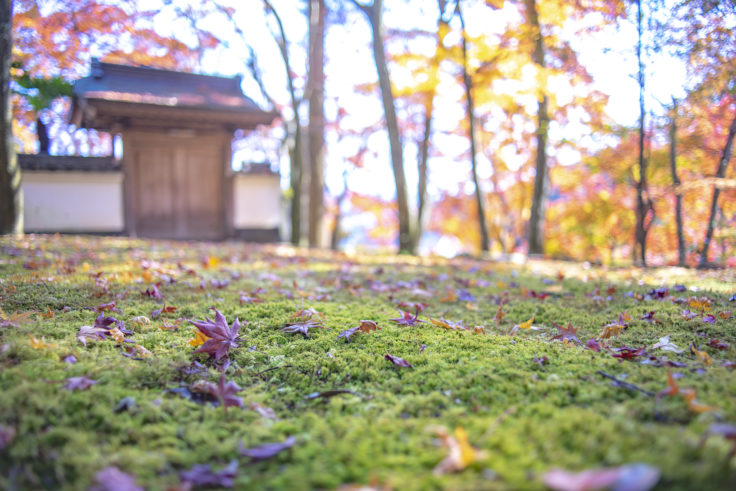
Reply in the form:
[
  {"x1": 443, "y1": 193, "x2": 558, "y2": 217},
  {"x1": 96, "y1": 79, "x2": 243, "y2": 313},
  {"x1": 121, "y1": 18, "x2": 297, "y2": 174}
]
[
  {"x1": 189, "y1": 330, "x2": 209, "y2": 348},
  {"x1": 28, "y1": 334, "x2": 54, "y2": 350},
  {"x1": 517, "y1": 316, "x2": 534, "y2": 329}
]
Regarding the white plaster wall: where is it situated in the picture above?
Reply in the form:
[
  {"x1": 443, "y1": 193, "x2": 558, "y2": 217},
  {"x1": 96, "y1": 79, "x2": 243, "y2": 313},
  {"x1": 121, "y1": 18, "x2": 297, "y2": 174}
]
[
  {"x1": 22, "y1": 171, "x2": 124, "y2": 232},
  {"x1": 233, "y1": 174, "x2": 281, "y2": 228}
]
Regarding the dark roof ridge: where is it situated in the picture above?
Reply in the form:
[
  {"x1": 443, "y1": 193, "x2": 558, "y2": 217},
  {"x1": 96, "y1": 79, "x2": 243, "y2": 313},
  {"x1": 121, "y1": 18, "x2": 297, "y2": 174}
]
[{"x1": 90, "y1": 58, "x2": 241, "y2": 84}]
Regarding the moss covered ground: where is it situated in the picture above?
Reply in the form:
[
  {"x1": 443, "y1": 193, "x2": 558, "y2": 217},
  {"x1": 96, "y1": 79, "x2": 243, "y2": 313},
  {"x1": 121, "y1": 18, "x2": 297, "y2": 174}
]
[{"x1": 0, "y1": 235, "x2": 735, "y2": 490}]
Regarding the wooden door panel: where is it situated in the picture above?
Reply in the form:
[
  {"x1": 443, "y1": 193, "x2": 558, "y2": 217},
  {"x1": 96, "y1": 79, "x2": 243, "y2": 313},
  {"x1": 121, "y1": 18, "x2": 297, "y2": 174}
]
[
  {"x1": 129, "y1": 135, "x2": 224, "y2": 240},
  {"x1": 181, "y1": 148, "x2": 222, "y2": 239},
  {"x1": 134, "y1": 146, "x2": 177, "y2": 237}
]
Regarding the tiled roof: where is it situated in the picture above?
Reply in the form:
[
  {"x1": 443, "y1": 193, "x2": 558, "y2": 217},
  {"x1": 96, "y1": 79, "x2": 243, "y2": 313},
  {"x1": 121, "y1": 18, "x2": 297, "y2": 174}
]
[
  {"x1": 18, "y1": 154, "x2": 120, "y2": 172},
  {"x1": 71, "y1": 59, "x2": 278, "y2": 131},
  {"x1": 75, "y1": 59, "x2": 267, "y2": 111}
]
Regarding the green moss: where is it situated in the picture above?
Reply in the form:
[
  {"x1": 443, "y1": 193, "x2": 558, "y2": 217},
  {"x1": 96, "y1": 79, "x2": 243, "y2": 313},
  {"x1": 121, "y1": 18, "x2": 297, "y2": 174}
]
[{"x1": 1, "y1": 236, "x2": 735, "y2": 489}]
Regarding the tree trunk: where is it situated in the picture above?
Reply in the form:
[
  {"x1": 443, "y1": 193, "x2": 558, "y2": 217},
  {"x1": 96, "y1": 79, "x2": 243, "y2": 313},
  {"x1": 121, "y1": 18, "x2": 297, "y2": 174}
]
[
  {"x1": 331, "y1": 171, "x2": 349, "y2": 251},
  {"x1": 353, "y1": 0, "x2": 412, "y2": 253},
  {"x1": 412, "y1": 99, "x2": 431, "y2": 253},
  {"x1": 307, "y1": 0, "x2": 326, "y2": 248},
  {"x1": 0, "y1": 0, "x2": 22, "y2": 235},
  {"x1": 456, "y1": 1, "x2": 489, "y2": 253},
  {"x1": 410, "y1": 2, "x2": 448, "y2": 253},
  {"x1": 634, "y1": 0, "x2": 652, "y2": 266},
  {"x1": 525, "y1": 0, "x2": 549, "y2": 256},
  {"x1": 668, "y1": 99, "x2": 686, "y2": 267},
  {"x1": 264, "y1": 0, "x2": 303, "y2": 245},
  {"x1": 699, "y1": 111, "x2": 736, "y2": 266}
]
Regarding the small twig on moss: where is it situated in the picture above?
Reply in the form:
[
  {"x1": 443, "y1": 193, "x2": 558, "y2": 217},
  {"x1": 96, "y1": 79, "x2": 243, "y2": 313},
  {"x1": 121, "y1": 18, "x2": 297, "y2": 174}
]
[
  {"x1": 254, "y1": 365, "x2": 294, "y2": 378},
  {"x1": 597, "y1": 370, "x2": 654, "y2": 396}
]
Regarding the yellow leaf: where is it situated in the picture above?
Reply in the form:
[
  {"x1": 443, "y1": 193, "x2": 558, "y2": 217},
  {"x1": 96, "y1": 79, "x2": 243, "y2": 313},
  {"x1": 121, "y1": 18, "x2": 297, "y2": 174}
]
[
  {"x1": 188, "y1": 330, "x2": 209, "y2": 347},
  {"x1": 432, "y1": 426, "x2": 486, "y2": 475},
  {"x1": 429, "y1": 318, "x2": 457, "y2": 330},
  {"x1": 465, "y1": 302, "x2": 478, "y2": 311},
  {"x1": 1, "y1": 308, "x2": 36, "y2": 327},
  {"x1": 681, "y1": 388, "x2": 717, "y2": 413},
  {"x1": 517, "y1": 316, "x2": 534, "y2": 330},
  {"x1": 28, "y1": 334, "x2": 53, "y2": 349},
  {"x1": 135, "y1": 344, "x2": 152, "y2": 358},
  {"x1": 599, "y1": 324, "x2": 623, "y2": 339},
  {"x1": 690, "y1": 343, "x2": 712, "y2": 366},
  {"x1": 109, "y1": 327, "x2": 125, "y2": 344}
]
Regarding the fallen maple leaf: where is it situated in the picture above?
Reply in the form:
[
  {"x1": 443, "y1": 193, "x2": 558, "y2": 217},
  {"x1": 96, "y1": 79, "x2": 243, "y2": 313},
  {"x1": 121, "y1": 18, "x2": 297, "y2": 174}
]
[
  {"x1": 706, "y1": 339, "x2": 729, "y2": 350},
  {"x1": 0, "y1": 308, "x2": 35, "y2": 328},
  {"x1": 282, "y1": 319, "x2": 324, "y2": 337},
  {"x1": 611, "y1": 347, "x2": 646, "y2": 360},
  {"x1": 690, "y1": 343, "x2": 712, "y2": 366},
  {"x1": 180, "y1": 460, "x2": 238, "y2": 488},
  {"x1": 657, "y1": 369, "x2": 717, "y2": 413},
  {"x1": 543, "y1": 463, "x2": 659, "y2": 491},
  {"x1": 77, "y1": 325, "x2": 108, "y2": 346},
  {"x1": 701, "y1": 424, "x2": 736, "y2": 457},
  {"x1": 238, "y1": 435, "x2": 296, "y2": 461},
  {"x1": 94, "y1": 301, "x2": 120, "y2": 312},
  {"x1": 193, "y1": 374, "x2": 243, "y2": 408},
  {"x1": 429, "y1": 317, "x2": 462, "y2": 330},
  {"x1": 189, "y1": 308, "x2": 243, "y2": 360},
  {"x1": 109, "y1": 327, "x2": 125, "y2": 344},
  {"x1": 551, "y1": 323, "x2": 581, "y2": 344},
  {"x1": 290, "y1": 307, "x2": 325, "y2": 320},
  {"x1": 517, "y1": 316, "x2": 534, "y2": 330},
  {"x1": 63, "y1": 376, "x2": 98, "y2": 391},
  {"x1": 188, "y1": 329, "x2": 209, "y2": 347},
  {"x1": 128, "y1": 316, "x2": 151, "y2": 326},
  {"x1": 652, "y1": 336, "x2": 683, "y2": 354},
  {"x1": 151, "y1": 304, "x2": 177, "y2": 319},
  {"x1": 389, "y1": 309, "x2": 424, "y2": 326},
  {"x1": 585, "y1": 339, "x2": 601, "y2": 352},
  {"x1": 28, "y1": 334, "x2": 54, "y2": 349},
  {"x1": 384, "y1": 353, "x2": 412, "y2": 368},
  {"x1": 432, "y1": 426, "x2": 486, "y2": 475},
  {"x1": 89, "y1": 466, "x2": 143, "y2": 491},
  {"x1": 249, "y1": 402, "x2": 278, "y2": 420}
]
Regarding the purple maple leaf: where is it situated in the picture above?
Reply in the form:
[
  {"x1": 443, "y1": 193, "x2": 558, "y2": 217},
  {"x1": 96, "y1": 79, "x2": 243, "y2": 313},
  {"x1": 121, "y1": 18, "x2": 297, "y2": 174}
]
[
  {"x1": 63, "y1": 376, "x2": 98, "y2": 391},
  {"x1": 385, "y1": 353, "x2": 412, "y2": 368},
  {"x1": 337, "y1": 326, "x2": 360, "y2": 342},
  {"x1": 197, "y1": 374, "x2": 244, "y2": 408},
  {"x1": 281, "y1": 319, "x2": 324, "y2": 338},
  {"x1": 90, "y1": 466, "x2": 143, "y2": 491},
  {"x1": 586, "y1": 338, "x2": 602, "y2": 352},
  {"x1": 142, "y1": 284, "x2": 162, "y2": 299},
  {"x1": 238, "y1": 436, "x2": 296, "y2": 461},
  {"x1": 389, "y1": 309, "x2": 424, "y2": 326},
  {"x1": 189, "y1": 308, "x2": 243, "y2": 360},
  {"x1": 180, "y1": 460, "x2": 238, "y2": 488},
  {"x1": 680, "y1": 310, "x2": 698, "y2": 320},
  {"x1": 641, "y1": 311, "x2": 657, "y2": 323},
  {"x1": 702, "y1": 314, "x2": 716, "y2": 324}
]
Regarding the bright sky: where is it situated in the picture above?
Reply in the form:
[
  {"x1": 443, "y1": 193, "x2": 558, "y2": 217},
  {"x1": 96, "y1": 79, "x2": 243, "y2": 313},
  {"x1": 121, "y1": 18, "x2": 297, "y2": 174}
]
[{"x1": 152, "y1": 0, "x2": 689, "y2": 205}]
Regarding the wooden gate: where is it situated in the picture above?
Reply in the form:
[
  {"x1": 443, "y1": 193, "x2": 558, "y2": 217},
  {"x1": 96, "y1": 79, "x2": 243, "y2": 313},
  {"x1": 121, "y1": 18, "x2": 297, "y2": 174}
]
[{"x1": 123, "y1": 132, "x2": 228, "y2": 240}]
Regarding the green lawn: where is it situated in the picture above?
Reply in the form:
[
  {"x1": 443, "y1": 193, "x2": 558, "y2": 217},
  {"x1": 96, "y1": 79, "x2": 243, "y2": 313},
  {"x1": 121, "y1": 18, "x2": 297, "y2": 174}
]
[{"x1": 1, "y1": 235, "x2": 735, "y2": 490}]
